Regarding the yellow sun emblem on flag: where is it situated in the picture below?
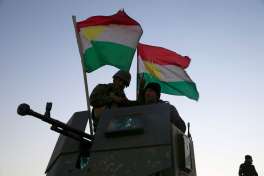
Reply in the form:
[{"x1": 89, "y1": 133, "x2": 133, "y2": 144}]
[
  {"x1": 82, "y1": 26, "x2": 105, "y2": 40},
  {"x1": 144, "y1": 61, "x2": 162, "y2": 79}
]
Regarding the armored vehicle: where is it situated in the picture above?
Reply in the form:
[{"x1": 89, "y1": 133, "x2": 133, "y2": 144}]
[{"x1": 17, "y1": 102, "x2": 197, "y2": 176}]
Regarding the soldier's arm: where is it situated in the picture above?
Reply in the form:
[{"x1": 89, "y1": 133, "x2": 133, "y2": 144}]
[
  {"x1": 110, "y1": 92, "x2": 126, "y2": 103},
  {"x1": 170, "y1": 105, "x2": 186, "y2": 133},
  {"x1": 110, "y1": 92, "x2": 138, "y2": 107},
  {"x1": 90, "y1": 84, "x2": 112, "y2": 107}
]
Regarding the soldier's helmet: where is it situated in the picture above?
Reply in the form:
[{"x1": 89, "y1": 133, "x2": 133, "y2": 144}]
[{"x1": 113, "y1": 70, "x2": 131, "y2": 87}]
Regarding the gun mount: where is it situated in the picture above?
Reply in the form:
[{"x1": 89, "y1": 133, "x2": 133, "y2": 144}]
[{"x1": 17, "y1": 103, "x2": 93, "y2": 143}]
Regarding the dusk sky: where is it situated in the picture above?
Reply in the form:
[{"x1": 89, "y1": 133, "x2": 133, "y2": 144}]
[{"x1": 1, "y1": 0, "x2": 264, "y2": 176}]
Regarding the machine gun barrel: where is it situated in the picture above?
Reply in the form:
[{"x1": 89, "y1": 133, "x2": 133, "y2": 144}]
[{"x1": 17, "y1": 103, "x2": 93, "y2": 142}]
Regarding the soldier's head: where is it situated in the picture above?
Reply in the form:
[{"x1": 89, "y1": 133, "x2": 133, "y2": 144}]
[
  {"x1": 112, "y1": 70, "x2": 131, "y2": 91},
  {"x1": 143, "y1": 82, "x2": 161, "y2": 104},
  {"x1": 245, "y1": 155, "x2": 253, "y2": 164}
]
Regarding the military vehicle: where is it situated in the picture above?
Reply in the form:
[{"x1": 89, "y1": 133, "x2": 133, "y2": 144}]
[{"x1": 17, "y1": 102, "x2": 197, "y2": 176}]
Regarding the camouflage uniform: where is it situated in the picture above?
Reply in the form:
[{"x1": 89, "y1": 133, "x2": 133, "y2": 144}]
[
  {"x1": 90, "y1": 70, "x2": 133, "y2": 131},
  {"x1": 90, "y1": 83, "x2": 129, "y2": 130},
  {"x1": 90, "y1": 83, "x2": 128, "y2": 108}
]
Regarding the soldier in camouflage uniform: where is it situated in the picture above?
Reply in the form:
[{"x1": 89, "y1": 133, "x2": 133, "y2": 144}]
[{"x1": 90, "y1": 70, "x2": 132, "y2": 130}]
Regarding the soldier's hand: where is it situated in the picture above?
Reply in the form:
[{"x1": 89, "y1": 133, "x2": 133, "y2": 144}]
[{"x1": 110, "y1": 92, "x2": 124, "y2": 103}]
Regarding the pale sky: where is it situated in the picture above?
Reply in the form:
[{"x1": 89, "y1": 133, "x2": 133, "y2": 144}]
[{"x1": 0, "y1": 0, "x2": 264, "y2": 176}]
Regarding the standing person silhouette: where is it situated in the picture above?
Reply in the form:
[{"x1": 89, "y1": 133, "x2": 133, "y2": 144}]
[{"x1": 239, "y1": 155, "x2": 258, "y2": 176}]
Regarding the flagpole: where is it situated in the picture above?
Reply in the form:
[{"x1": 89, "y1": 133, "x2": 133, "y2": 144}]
[
  {"x1": 136, "y1": 48, "x2": 144, "y2": 100},
  {"x1": 136, "y1": 49, "x2": 140, "y2": 100},
  {"x1": 72, "y1": 15, "x2": 94, "y2": 135}
]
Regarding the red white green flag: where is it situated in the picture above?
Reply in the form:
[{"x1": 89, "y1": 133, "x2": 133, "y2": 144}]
[
  {"x1": 137, "y1": 43, "x2": 199, "y2": 101},
  {"x1": 76, "y1": 10, "x2": 143, "y2": 73}
]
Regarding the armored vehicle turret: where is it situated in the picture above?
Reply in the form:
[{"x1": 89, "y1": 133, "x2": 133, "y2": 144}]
[{"x1": 18, "y1": 102, "x2": 197, "y2": 176}]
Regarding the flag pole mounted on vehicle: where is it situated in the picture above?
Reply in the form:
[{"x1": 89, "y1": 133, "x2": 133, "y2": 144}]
[{"x1": 72, "y1": 15, "x2": 94, "y2": 135}]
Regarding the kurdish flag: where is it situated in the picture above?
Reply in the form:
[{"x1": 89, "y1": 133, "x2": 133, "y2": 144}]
[
  {"x1": 137, "y1": 43, "x2": 199, "y2": 100},
  {"x1": 76, "y1": 10, "x2": 143, "y2": 73}
]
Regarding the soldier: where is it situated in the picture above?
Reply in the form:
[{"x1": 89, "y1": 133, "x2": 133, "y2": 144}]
[
  {"x1": 140, "y1": 82, "x2": 186, "y2": 133},
  {"x1": 90, "y1": 70, "x2": 131, "y2": 130},
  {"x1": 239, "y1": 155, "x2": 258, "y2": 176}
]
